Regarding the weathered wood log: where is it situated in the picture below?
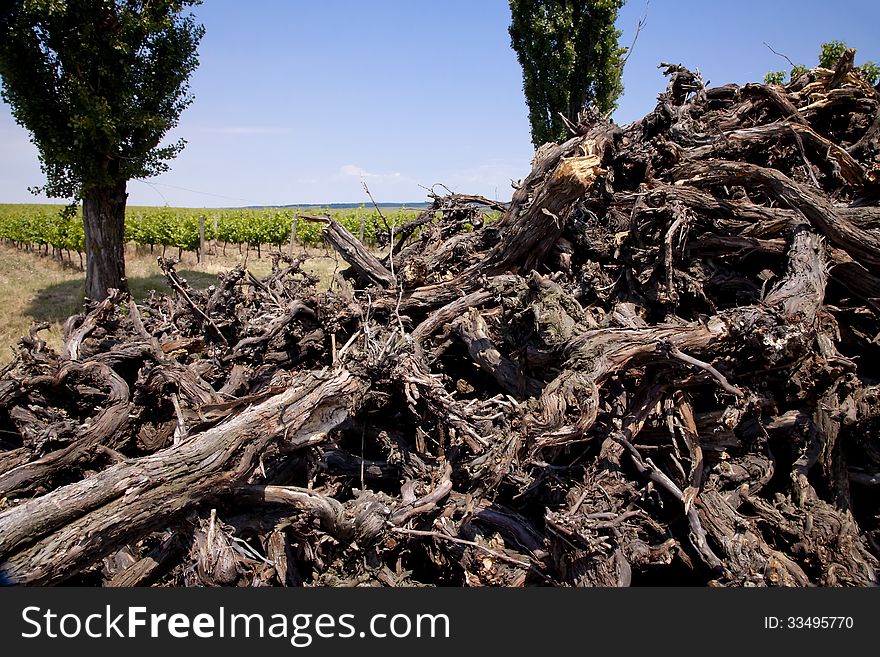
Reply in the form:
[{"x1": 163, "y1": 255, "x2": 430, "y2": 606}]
[
  {"x1": 675, "y1": 160, "x2": 880, "y2": 273},
  {"x1": 230, "y1": 300, "x2": 316, "y2": 355},
  {"x1": 483, "y1": 135, "x2": 608, "y2": 274},
  {"x1": 0, "y1": 361, "x2": 130, "y2": 497},
  {"x1": 686, "y1": 120, "x2": 867, "y2": 186},
  {"x1": 107, "y1": 532, "x2": 183, "y2": 587},
  {"x1": 307, "y1": 215, "x2": 396, "y2": 288},
  {"x1": 0, "y1": 368, "x2": 364, "y2": 584},
  {"x1": 453, "y1": 308, "x2": 542, "y2": 399}
]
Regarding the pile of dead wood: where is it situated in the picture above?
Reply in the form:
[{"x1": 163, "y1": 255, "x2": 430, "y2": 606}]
[{"x1": 1, "y1": 51, "x2": 879, "y2": 586}]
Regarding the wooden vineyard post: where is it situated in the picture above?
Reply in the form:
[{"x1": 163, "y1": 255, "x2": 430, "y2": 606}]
[
  {"x1": 359, "y1": 210, "x2": 366, "y2": 244},
  {"x1": 212, "y1": 213, "x2": 219, "y2": 256},
  {"x1": 198, "y1": 215, "x2": 206, "y2": 263},
  {"x1": 288, "y1": 213, "x2": 299, "y2": 257},
  {"x1": 138, "y1": 211, "x2": 146, "y2": 255}
]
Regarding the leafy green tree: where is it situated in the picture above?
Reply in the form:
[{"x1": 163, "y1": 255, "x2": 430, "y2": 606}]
[
  {"x1": 861, "y1": 61, "x2": 880, "y2": 86},
  {"x1": 0, "y1": 0, "x2": 204, "y2": 300},
  {"x1": 818, "y1": 40, "x2": 848, "y2": 69},
  {"x1": 764, "y1": 70, "x2": 787, "y2": 86},
  {"x1": 764, "y1": 40, "x2": 878, "y2": 86},
  {"x1": 509, "y1": 0, "x2": 626, "y2": 148}
]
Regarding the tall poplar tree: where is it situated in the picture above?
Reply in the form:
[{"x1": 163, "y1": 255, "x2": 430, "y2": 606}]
[
  {"x1": 509, "y1": 0, "x2": 626, "y2": 147},
  {"x1": 0, "y1": 0, "x2": 204, "y2": 299}
]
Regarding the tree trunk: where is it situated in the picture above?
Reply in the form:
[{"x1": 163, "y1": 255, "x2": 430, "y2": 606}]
[{"x1": 82, "y1": 180, "x2": 128, "y2": 300}]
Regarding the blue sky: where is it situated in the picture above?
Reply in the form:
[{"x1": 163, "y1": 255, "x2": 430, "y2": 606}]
[{"x1": 1, "y1": 0, "x2": 878, "y2": 207}]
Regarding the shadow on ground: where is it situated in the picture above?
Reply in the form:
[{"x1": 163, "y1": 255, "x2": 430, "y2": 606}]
[{"x1": 24, "y1": 270, "x2": 220, "y2": 324}]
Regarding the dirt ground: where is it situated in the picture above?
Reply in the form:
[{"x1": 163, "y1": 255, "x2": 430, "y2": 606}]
[{"x1": 0, "y1": 243, "x2": 341, "y2": 362}]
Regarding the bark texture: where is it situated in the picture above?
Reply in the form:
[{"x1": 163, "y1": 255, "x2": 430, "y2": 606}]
[{"x1": 82, "y1": 180, "x2": 128, "y2": 300}]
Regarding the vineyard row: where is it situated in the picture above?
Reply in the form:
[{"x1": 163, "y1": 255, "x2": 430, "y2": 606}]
[{"x1": 0, "y1": 204, "x2": 421, "y2": 264}]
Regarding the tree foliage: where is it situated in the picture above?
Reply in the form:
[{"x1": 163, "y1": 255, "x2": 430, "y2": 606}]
[
  {"x1": 509, "y1": 0, "x2": 626, "y2": 148},
  {"x1": 764, "y1": 40, "x2": 878, "y2": 86},
  {"x1": 0, "y1": 0, "x2": 205, "y2": 199}
]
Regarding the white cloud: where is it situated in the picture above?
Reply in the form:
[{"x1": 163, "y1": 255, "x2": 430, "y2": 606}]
[
  {"x1": 199, "y1": 126, "x2": 293, "y2": 136},
  {"x1": 340, "y1": 164, "x2": 402, "y2": 181}
]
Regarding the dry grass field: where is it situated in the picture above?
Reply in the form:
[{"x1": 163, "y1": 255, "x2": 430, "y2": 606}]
[{"x1": 0, "y1": 243, "x2": 341, "y2": 362}]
